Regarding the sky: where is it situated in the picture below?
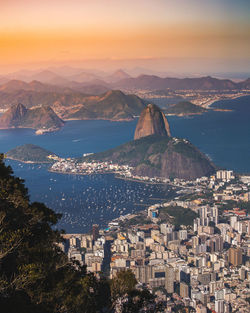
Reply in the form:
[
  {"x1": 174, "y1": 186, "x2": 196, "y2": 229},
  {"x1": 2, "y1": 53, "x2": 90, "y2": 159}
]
[{"x1": 0, "y1": 0, "x2": 249, "y2": 75}]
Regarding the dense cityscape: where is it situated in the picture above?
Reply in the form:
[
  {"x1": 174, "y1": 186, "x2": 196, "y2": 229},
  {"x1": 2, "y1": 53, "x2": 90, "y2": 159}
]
[{"x1": 61, "y1": 170, "x2": 250, "y2": 312}]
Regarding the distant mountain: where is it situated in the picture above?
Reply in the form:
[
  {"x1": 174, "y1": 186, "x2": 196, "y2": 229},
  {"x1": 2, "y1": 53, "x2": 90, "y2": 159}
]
[
  {"x1": 65, "y1": 90, "x2": 147, "y2": 121},
  {"x1": 46, "y1": 66, "x2": 85, "y2": 77},
  {"x1": 6, "y1": 69, "x2": 38, "y2": 82},
  {"x1": 0, "y1": 81, "x2": 145, "y2": 121},
  {"x1": 74, "y1": 84, "x2": 110, "y2": 95},
  {"x1": 0, "y1": 80, "x2": 73, "y2": 93},
  {"x1": 0, "y1": 79, "x2": 109, "y2": 97},
  {"x1": 7, "y1": 144, "x2": 57, "y2": 163},
  {"x1": 165, "y1": 101, "x2": 207, "y2": 116},
  {"x1": 239, "y1": 78, "x2": 250, "y2": 89},
  {"x1": 0, "y1": 103, "x2": 64, "y2": 130},
  {"x1": 0, "y1": 80, "x2": 33, "y2": 92},
  {"x1": 82, "y1": 105, "x2": 215, "y2": 180},
  {"x1": 0, "y1": 80, "x2": 91, "y2": 109},
  {"x1": 105, "y1": 70, "x2": 131, "y2": 83},
  {"x1": 114, "y1": 75, "x2": 250, "y2": 90},
  {"x1": 68, "y1": 71, "x2": 100, "y2": 83},
  {"x1": 28, "y1": 70, "x2": 69, "y2": 84},
  {"x1": 0, "y1": 75, "x2": 8, "y2": 85},
  {"x1": 134, "y1": 103, "x2": 171, "y2": 139}
]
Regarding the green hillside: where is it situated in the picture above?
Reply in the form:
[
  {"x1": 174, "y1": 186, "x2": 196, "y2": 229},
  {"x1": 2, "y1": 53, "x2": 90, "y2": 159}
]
[
  {"x1": 82, "y1": 135, "x2": 216, "y2": 180},
  {"x1": 165, "y1": 101, "x2": 207, "y2": 115},
  {"x1": 7, "y1": 144, "x2": 57, "y2": 163},
  {"x1": 66, "y1": 90, "x2": 146, "y2": 120}
]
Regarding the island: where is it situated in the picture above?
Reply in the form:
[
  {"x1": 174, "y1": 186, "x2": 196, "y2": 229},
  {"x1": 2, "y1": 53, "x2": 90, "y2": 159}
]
[{"x1": 6, "y1": 144, "x2": 59, "y2": 163}]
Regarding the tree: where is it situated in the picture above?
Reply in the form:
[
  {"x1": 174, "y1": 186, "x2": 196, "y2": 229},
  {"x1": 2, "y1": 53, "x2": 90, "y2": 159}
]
[
  {"x1": 111, "y1": 269, "x2": 164, "y2": 313},
  {"x1": 0, "y1": 155, "x2": 162, "y2": 313},
  {"x1": 0, "y1": 155, "x2": 109, "y2": 313},
  {"x1": 111, "y1": 269, "x2": 137, "y2": 301}
]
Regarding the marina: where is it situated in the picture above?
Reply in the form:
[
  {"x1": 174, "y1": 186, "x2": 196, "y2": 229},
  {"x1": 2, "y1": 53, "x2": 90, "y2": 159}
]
[{"x1": 6, "y1": 160, "x2": 176, "y2": 233}]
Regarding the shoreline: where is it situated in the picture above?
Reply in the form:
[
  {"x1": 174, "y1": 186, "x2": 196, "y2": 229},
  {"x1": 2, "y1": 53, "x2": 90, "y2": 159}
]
[
  {"x1": 6, "y1": 157, "x2": 52, "y2": 164},
  {"x1": 8, "y1": 160, "x2": 250, "y2": 177},
  {"x1": 202, "y1": 93, "x2": 250, "y2": 109},
  {"x1": 62, "y1": 117, "x2": 134, "y2": 122},
  {"x1": 114, "y1": 174, "x2": 170, "y2": 185}
]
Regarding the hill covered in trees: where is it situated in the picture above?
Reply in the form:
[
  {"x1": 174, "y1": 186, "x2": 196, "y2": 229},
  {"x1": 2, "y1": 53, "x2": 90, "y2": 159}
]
[
  {"x1": 7, "y1": 144, "x2": 57, "y2": 163},
  {"x1": 165, "y1": 101, "x2": 207, "y2": 116}
]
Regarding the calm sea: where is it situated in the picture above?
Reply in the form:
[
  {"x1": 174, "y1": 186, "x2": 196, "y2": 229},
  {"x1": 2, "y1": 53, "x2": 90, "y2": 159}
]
[{"x1": 1, "y1": 95, "x2": 250, "y2": 232}]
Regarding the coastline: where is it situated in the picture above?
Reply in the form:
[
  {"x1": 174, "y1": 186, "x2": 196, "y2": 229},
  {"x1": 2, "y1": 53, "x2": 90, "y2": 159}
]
[
  {"x1": 62, "y1": 117, "x2": 134, "y2": 122},
  {"x1": 6, "y1": 156, "x2": 52, "y2": 164},
  {"x1": 201, "y1": 93, "x2": 250, "y2": 109}
]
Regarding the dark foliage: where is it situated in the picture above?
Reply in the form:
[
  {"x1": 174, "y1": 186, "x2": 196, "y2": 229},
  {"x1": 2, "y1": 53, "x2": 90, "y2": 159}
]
[{"x1": 0, "y1": 154, "x2": 161, "y2": 313}]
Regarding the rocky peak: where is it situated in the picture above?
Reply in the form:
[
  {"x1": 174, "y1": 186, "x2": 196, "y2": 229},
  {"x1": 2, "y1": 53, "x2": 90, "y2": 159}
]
[
  {"x1": 0, "y1": 103, "x2": 27, "y2": 128},
  {"x1": 13, "y1": 103, "x2": 27, "y2": 116},
  {"x1": 134, "y1": 103, "x2": 171, "y2": 140}
]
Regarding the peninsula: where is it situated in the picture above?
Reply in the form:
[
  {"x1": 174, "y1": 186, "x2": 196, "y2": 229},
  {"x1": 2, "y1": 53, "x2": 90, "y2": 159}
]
[
  {"x1": 0, "y1": 103, "x2": 64, "y2": 131},
  {"x1": 165, "y1": 101, "x2": 207, "y2": 116}
]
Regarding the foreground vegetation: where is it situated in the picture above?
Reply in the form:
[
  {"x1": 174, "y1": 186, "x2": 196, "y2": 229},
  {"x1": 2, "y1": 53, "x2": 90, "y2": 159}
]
[{"x1": 0, "y1": 154, "x2": 162, "y2": 313}]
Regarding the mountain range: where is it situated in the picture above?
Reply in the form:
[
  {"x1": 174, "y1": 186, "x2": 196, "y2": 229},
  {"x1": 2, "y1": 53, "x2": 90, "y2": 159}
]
[
  {"x1": 3, "y1": 69, "x2": 131, "y2": 85},
  {"x1": 62, "y1": 90, "x2": 146, "y2": 121},
  {"x1": 1, "y1": 67, "x2": 249, "y2": 91},
  {"x1": 0, "y1": 72, "x2": 249, "y2": 125},
  {"x1": 0, "y1": 88, "x2": 147, "y2": 123},
  {"x1": 114, "y1": 75, "x2": 250, "y2": 90}
]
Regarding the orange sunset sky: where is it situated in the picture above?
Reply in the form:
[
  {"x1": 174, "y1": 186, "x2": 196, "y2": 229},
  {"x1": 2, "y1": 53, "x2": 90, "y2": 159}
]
[{"x1": 0, "y1": 0, "x2": 249, "y2": 74}]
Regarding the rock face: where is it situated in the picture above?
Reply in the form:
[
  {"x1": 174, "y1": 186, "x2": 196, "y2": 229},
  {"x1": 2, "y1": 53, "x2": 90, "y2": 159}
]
[
  {"x1": 134, "y1": 103, "x2": 171, "y2": 140},
  {"x1": 0, "y1": 103, "x2": 27, "y2": 128},
  {"x1": 83, "y1": 104, "x2": 215, "y2": 180},
  {"x1": 0, "y1": 103, "x2": 64, "y2": 130}
]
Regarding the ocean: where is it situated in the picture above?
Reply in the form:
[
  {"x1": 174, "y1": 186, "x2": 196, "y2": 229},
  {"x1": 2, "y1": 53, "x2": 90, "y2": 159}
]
[{"x1": 1, "y1": 95, "x2": 250, "y2": 232}]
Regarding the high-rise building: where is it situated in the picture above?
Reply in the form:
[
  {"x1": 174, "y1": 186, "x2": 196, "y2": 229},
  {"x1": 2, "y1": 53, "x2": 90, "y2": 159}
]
[
  {"x1": 180, "y1": 282, "x2": 190, "y2": 298},
  {"x1": 179, "y1": 229, "x2": 188, "y2": 240},
  {"x1": 230, "y1": 216, "x2": 237, "y2": 229},
  {"x1": 228, "y1": 247, "x2": 243, "y2": 266},
  {"x1": 92, "y1": 224, "x2": 99, "y2": 242},
  {"x1": 209, "y1": 235, "x2": 223, "y2": 253},
  {"x1": 216, "y1": 170, "x2": 234, "y2": 181},
  {"x1": 215, "y1": 299, "x2": 224, "y2": 313},
  {"x1": 165, "y1": 265, "x2": 175, "y2": 294}
]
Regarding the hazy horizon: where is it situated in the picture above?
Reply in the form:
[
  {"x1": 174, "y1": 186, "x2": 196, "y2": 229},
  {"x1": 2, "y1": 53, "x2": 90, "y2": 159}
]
[{"x1": 0, "y1": 0, "x2": 249, "y2": 78}]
